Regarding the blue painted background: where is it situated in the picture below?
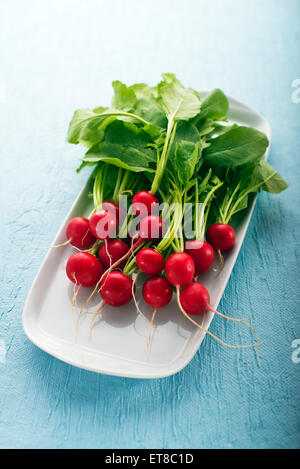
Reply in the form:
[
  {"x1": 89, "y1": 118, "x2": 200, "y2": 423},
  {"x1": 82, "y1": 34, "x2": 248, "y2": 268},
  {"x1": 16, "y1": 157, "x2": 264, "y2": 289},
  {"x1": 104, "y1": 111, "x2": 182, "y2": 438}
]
[{"x1": 0, "y1": 0, "x2": 299, "y2": 449}]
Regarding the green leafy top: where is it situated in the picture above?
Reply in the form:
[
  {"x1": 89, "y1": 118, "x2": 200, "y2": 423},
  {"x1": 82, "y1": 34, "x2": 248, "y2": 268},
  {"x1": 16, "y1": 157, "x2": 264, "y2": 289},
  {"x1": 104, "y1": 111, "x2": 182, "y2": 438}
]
[
  {"x1": 67, "y1": 73, "x2": 287, "y2": 251},
  {"x1": 158, "y1": 73, "x2": 201, "y2": 121},
  {"x1": 111, "y1": 80, "x2": 137, "y2": 111},
  {"x1": 215, "y1": 160, "x2": 288, "y2": 224},
  {"x1": 203, "y1": 126, "x2": 269, "y2": 168},
  {"x1": 83, "y1": 119, "x2": 157, "y2": 173},
  {"x1": 194, "y1": 88, "x2": 229, "y2": 122}
]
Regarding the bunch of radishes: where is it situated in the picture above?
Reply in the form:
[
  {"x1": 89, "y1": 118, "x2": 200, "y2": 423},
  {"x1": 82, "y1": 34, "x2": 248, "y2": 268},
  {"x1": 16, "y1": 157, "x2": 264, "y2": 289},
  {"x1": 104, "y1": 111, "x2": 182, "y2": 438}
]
[
  {"x1": 62, "y1": 74, "x2": 287, "y2": 352},
  {"x1": 64, "y1": 191, "x2": 258, "y2": 351},
  {"x1": 65, "y1": 188, "x2": 234, "y2": 307}
]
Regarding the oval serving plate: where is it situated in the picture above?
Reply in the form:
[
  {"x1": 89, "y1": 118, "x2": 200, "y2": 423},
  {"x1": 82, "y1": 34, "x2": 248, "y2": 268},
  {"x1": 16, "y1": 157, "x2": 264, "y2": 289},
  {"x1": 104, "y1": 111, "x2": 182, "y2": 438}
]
[{"x1": 22, "y1": 92, "x2": 271, "y2": 379}]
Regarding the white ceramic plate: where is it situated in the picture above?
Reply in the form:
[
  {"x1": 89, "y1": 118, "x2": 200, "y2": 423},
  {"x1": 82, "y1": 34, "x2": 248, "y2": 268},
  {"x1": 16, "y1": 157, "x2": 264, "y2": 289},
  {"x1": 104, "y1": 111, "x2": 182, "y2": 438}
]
[{"x1": 22, "y1": 92, "x2": 271, "y2": 379}]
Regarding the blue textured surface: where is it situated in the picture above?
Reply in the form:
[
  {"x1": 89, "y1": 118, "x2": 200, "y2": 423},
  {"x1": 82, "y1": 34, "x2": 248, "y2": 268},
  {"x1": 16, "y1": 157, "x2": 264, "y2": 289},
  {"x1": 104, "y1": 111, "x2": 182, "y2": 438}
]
[{"x1": 0, "y1": 0, "x2": 299, "y2": 449}]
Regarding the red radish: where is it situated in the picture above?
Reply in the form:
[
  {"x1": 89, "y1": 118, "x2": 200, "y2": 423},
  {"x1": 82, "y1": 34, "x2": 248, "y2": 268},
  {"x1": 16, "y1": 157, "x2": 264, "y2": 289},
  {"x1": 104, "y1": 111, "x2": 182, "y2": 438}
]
[
  {"x1": 132, "y1": 191, "x2": 159, "y2": 218},
  {"x1": 143, "y1": 276, "x2": 173, "y2": 309},
  {"x1": 98, "y1": 239, "x2": 129, "y2": 270},
  {"x1": 81, "y1": 215, "x2": 165, "y2": 312},
  {"x1": 131, "y1": 249, "x2": 166, "y2": 327},
  {"x1": 43, "y1": 217, "x2": 96, "y2": 250},
  {"x1": 180, "y1": 283, "x2": 210, "y2": 315},
  {"x1": 206, "y1": 223, "x2": 236, "y2": 251},
  {"x1": 128, "y1": 215, "x2": 164, "y2": 246},
  {"x1": 142, "y1": 275, "x2": 173, "y2": 351},
  {"x1": 139, "y1": 215, "x2": 165, "y2": 241},
  {"x1": 177, "y1": 282, "x2": 259, "y2": 354},
  {"x1": 136, "y1": 248, "x2": 165, "y2": 276},
  {"x1": 89, "y1": 210, "x2": 118, "y2": 240},
  {"x1": 184, "y1": 240, "x2": 215, "y2": 276},
  {"x1": 99, "y1": 215, "x2": 164, "y2": 274},
  {"x1": 89, "y1": 271, "x2": 135, "y2": 333},
  {"x1": 165, "y1": 252, "x2": 195, "y2": 287},
  {"x1": 100, "y1": 271, "x2": 134, "y2": 306},
  {"x1": 66, "y1": 252, "x2": 103, "y2": 287},
  {"x1": 102, "y1": 200, "x2": 126, "y2": 222},
  {"x1": 66, "y1": 217, "x2": 96, "y2": 249}
]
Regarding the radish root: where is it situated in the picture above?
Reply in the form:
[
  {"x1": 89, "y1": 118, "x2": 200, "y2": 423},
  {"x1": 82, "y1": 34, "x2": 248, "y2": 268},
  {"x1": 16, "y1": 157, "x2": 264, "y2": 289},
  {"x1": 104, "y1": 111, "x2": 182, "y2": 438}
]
[
  {"x1": 104, "y1": 238, "x2": 113, "y2": 268},
  {"x1": 72, "y1": 240, "x2": 100, "y2": 253},
  {"x1": 176, "y1": 286, "x2": 261, "y2": 352},
  {"x1": 147, "y1": 309, "x2": 157, "y2": 355},
  {"x1": 89, "y1": 301, "x2": 106, "y2": 338},
  {"x1": 180, "y1": 313, "x2": 206, "y2": 358},
  {"x1": 207, "y1": 306, "x2": 261, "y2": 361},
  {"x1": 33, "y1": 239, "x2": 71, "y2": 249},
  {"x1": 131, "y1": 272, "x2": 149, "y2": 324},
  {"x1": 217, "y1": 249, "x2": 224, "y2": 272},
  {"x1": 71, "y1": 276, "x2": 81, "y2": 341}
]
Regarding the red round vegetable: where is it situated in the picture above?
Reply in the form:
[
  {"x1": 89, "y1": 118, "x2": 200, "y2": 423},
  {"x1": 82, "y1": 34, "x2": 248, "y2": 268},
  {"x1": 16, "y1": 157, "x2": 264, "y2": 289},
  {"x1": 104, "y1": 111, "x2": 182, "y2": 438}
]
[
  {"x1": 66, "y1": 252, "x2": 103, "y2": 287},
  {"x1": 180, "y1": 283, "x2": 210, "y2": 315},
  {"x1": 89, "y1": 210, "x2": 118, "y2": 240},
  {"x1": 102, "y1": 200, "x2": 126, "y2": 222},
  {"x1": 100, "y1": 271, "x2": 134, "y2": 306},
  {"x1": 143, "y1": 276, "x2": 173, "y2": 309},
  {"x1": 184, "y1": 240, "x2": 215, "y2": 275},
  {"x1": 98, "y1": 239, "x2": 129, "y2": 270},
  {"x1": 165, "y1": 252, "x2": 195, "y2": 286},
  {"x1": 177, "y1": 282, "x2": 259, "y2": 353},
  {"x1": 139, "y1": 215, "x2": 165, "y2": 241},
  {"x1": 136, "y1": 248, "x2": 165, "y2": 276},
  {"x1": 97, "y1": 229, "x2": 146, "y2": 275},
  {"x1": 132, "y1": 191, "x2": 159, "y2": 218},
  {"x1": 66, "y1": 217, "x2": 96, "y2": 249},
  {"x1": 206, "y1": 223, "x2": 236, "y2": 251}
]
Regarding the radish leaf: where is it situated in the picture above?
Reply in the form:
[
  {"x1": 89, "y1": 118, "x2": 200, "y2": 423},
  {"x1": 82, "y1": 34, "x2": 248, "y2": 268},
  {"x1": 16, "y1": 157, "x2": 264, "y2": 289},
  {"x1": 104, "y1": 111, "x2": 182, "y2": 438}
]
[
  {"x1": 158, "y1": 74, "x2": 201, "y2": 121},
  {"x1": 83, "y1": 143, "x2": 156, "y2": 173},
  {"x1": 196, "y1": 88, "x2": 229, "y2": 121},
  {"x1": 252, "y1": 160, "x2": 288, "y2": 193},
  {"x1": 203, "y1": 126, "x2": 269, "y2": 167},
  {"x1": 174, "y1": 141, "x2": 199, "y2": 186},
  {"x1": 83, "y1": 120, "x2": 157, "y2": 173},
  {"x1": 111, "y1": 81, "x2": 136, "y2": 111}
]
